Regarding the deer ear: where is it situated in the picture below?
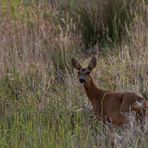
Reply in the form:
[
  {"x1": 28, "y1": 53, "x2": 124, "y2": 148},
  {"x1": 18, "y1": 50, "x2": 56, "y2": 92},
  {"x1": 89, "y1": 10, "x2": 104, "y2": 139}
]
[
  {"x1": 71, "y1": 58, "x2": 81, "y2": 70},
  {"x1": 88, "y1": 56, "x2": 97, "y2": 70}
]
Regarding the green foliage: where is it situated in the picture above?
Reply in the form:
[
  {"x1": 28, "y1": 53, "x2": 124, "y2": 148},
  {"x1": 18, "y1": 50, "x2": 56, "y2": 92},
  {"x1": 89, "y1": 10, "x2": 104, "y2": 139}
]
[
  {"x1": 0, "y1": 0, "x2": 148, "y2": 147},
  {"x1": 70, "y1": 0, "x2": 146, "y2": 48}
]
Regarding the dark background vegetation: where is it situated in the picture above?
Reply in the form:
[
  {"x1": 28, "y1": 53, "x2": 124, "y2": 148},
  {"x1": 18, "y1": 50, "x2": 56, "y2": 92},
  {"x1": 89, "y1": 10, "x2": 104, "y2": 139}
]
[{"x1": 0, "y1": 0, "x2": 148, "y2": 147}]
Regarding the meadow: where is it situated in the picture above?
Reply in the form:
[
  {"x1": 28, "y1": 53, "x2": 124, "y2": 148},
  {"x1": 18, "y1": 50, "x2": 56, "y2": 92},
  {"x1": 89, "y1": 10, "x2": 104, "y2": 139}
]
[{"x1": 0, "y1": 0, "x2": 148, "y2": 147}]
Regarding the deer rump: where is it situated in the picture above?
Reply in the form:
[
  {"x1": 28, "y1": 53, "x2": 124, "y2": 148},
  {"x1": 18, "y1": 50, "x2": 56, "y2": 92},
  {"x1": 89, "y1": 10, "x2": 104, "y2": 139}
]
[{"x1": 95, "y1": 92, "x2": 146, "y2": 126}]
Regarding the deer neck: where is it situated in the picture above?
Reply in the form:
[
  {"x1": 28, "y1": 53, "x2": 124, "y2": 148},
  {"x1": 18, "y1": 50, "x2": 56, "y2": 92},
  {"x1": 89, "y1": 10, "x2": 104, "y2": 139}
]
[{"x1": 83, "y1": 77, "x2": 105, "y2": 106}]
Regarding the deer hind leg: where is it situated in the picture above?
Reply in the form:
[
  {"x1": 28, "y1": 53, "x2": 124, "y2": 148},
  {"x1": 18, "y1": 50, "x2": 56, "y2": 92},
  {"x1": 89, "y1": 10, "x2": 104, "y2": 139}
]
[
  {"x1": 131, "y1": 101, "x2": 146, "y2": 131},
  {"x1": 120, "y1": 97, "x2": 143, "y2": 124},
  {"x1": 119, "y1": 97, "x2": 132, "y2": 125},
  {"x1": 131, "y1": 101, "x2": 145, "y2": 119},
  {"x1": 120, "y1": 97, "x2": 136, "y2": 113},
  {"x1": 124, "y1": 100, "x2": 146, "y2": 132},
  {"x1": 120, "y1": 98, "x2": 145, "y2": 131},
  {"x1": 120, "y1": 97, "x2": 144, "y2": 115}
]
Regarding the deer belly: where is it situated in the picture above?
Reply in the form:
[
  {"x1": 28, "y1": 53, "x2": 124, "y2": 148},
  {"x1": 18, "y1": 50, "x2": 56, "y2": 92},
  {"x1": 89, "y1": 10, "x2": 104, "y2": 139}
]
[{"x1": 106, "y1": 110, "x2": 126, "y2": 125}]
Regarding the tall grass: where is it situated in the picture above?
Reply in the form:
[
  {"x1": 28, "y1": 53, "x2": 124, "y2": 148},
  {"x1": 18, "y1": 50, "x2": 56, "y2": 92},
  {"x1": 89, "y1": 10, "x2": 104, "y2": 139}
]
[
  {"x1": 57, "y1": 0, "x2": 147, "y2": 48},
  {"x1": 0, "y1": 0, "x2": 148, "y2": 147}
]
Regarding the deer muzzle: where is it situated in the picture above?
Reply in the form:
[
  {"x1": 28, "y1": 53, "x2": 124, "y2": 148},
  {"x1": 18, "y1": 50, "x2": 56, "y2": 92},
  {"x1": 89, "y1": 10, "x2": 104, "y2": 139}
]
[{"x1": 79, "y1": 77, "x2": 86, "y2": 83}]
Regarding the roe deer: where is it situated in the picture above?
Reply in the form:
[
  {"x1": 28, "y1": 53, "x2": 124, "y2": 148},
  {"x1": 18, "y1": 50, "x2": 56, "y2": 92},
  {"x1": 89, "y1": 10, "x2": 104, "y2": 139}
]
[{"x1": 71, "y1": 56, "x2": 148, "y2": 127}]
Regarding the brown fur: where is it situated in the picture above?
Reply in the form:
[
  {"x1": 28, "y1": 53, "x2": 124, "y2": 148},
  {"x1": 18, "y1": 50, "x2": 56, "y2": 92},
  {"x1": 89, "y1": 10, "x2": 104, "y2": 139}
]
[{"x1": 72, "y1": 57, "x2": 148, "y2": 127}]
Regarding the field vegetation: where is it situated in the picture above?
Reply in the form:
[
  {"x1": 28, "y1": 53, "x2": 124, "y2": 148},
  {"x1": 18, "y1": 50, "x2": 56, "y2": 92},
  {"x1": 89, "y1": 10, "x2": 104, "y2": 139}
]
[{"x1": 0, "y1": 0, "x2": 148, "y2": 147}]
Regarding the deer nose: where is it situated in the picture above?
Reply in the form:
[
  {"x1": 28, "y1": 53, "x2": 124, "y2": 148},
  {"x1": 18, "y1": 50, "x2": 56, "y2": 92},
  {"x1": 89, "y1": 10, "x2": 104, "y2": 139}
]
[{"x1": 79, "y1": 77, "x2": 85, "y2": 83}]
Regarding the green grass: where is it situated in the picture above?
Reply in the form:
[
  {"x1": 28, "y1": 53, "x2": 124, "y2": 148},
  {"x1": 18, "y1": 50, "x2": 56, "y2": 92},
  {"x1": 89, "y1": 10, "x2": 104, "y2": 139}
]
[{"x1": 0, "y1": 0, "x2": 148, "y2": 147}]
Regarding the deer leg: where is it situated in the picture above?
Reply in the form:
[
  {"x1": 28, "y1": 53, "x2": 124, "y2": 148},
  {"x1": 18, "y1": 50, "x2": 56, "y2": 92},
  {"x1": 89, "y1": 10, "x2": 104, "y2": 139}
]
[
  {"x1": 131, "y1": 101, "x2": 146, "y2": 132},
  {"x1": 101, "y1": 116, "x2": 118, "y2": 148},
  {"x1": 120, "y1": 97, "x2": 134, "y2": 113},
  {"x1": 136, "y1": 108, "x2": 146, "y2": 132}
]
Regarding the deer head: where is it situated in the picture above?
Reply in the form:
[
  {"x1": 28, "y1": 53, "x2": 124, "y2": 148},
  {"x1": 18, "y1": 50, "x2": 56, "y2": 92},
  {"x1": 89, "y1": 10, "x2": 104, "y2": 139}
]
[{"x1": 71, "y1": 57, "x2": 97, "y2": 84}]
